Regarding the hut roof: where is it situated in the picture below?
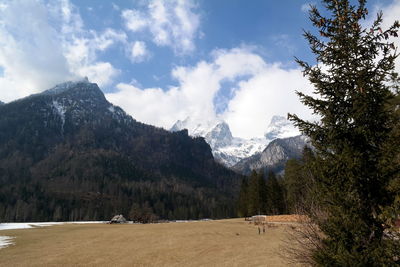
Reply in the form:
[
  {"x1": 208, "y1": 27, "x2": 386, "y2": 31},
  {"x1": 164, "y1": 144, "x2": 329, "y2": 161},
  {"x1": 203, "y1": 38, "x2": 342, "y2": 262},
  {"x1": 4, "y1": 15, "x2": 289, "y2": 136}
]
[{"x1": 110, "y1": 214, "x2": 127, "y2": 223}]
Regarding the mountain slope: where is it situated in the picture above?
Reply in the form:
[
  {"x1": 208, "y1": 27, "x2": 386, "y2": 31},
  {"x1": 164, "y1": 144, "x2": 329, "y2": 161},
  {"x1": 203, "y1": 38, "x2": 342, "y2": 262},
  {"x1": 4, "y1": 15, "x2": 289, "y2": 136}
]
[
  {"x1": 0, "y1": 80, "x2": 240, "y2": 222},
  {"x1": 232, "y1": 135, "x2": 310, "y2": 175}
]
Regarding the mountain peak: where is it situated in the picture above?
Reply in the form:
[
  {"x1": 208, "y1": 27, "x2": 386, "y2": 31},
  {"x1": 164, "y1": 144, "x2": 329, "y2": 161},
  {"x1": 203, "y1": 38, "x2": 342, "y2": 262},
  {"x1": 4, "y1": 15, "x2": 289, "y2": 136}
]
[
  {"x1": 170, "y1": 117, "x2": 221, "y2": 137},
  {"x1": 264, "y1": 115, "x2": 300, "y2": 140},
  {"x1": 233, "y1": 135, "x2": 310, "y2": 175},
  {"x1": 170, "y1": 117, "x2": 190, "y2": 132},
  {"x1": 205, "y1": 122, "x2": 233, "y2": 149},
  {"x1": 41, "y1": 78, "x2": 93, "y2": 96}
]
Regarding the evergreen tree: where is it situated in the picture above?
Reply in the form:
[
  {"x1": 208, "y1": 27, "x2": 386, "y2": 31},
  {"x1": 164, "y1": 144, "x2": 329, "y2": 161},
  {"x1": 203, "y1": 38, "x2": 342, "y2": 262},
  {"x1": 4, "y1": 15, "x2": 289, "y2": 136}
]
[
  {"x1": 284, "y1": 147, "x2": 316, "y2": 213},
  {"x1": 237, "y1": 178, "x2": 249, "y2": 217},
  {"x1": 266, "y1": 171, "x2": 285, "y2": 215},
  {"x1": 258, "y1": 172, "x2": 268, "y2": 214},
  {"x1": 283, "y1": 158, "x2": 304, "y2": 213},
  {"x1": 240, "y1": 171, "x2": 269, "y2": 216},
  {"x1": 247, "y1": 171, "x2": 262, "y2": 215},
  {"x1": 381, "y1": 83, "x2": 400, "y2": 228},
  {"x1": 289, "y1": 0, "x2": 400, "y2": 264}
]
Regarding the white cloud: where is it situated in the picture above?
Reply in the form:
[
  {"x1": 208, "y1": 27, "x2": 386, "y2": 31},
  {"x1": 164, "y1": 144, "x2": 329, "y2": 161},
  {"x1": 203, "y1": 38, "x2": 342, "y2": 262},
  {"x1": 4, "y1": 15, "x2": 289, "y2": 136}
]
[
  {"x1": 375, "y1": 0, "x2": 400, "y2": 73},
  {"x1": 0, "y1": 0, "x2": 74, "y2": 102},
  {"x1": 222, "y1": 65, "x2": 313, "y2": 138},
  {"x1": 130, "y1": 41, "x2": 150, "y2": 62},
  {"x1": 77, "y1": 62, "x2": 119, "y2": 87},
  {"x1": 92, "y1": 29, "x2": 127, "y2": 51},
  {"x1": 0, "y1": 0, "x2": 122, "y2": 102},
  {"x1": 57, "y1": 2, "x2": 123, "y2": 87},
  {"x1": 106, "y1": 47, "x2": 313, "y2": 138},
  {"x1": 122, "y1": 0, "x2": 200, "y2": 54},
  {"x1": 122, "y1": 9, "x2": 148, "y2": 32}
]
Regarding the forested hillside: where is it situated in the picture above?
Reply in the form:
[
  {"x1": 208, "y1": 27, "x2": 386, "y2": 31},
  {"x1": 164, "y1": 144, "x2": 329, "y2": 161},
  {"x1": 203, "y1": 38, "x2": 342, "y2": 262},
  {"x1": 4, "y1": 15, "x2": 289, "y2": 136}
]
[{"x1": 0, "y1": 81, "x2": 241, "y2": 222}]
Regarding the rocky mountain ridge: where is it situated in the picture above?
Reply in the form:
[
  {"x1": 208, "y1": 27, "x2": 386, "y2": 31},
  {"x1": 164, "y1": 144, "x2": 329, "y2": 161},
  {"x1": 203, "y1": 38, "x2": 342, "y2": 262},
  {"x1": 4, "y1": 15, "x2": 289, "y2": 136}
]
[
  {"x1": 170, "y1": 115, "x2": 300, "y2": 167},
  {"x1": 232, "y1": 135, "x2": 311, "y2": 175}
]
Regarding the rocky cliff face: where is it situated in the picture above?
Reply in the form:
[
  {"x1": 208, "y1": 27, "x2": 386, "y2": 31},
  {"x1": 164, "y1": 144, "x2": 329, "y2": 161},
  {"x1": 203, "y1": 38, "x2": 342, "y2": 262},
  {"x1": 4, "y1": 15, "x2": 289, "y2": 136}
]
[
  {"x1": 170, "y1": 115, "x2": 300, "y2": 167},
  {"x1": 232, "y1": 135, "x2": 310, "y2": 175},
  {"x1": 205, "y1": 122, "x2": 233, "y2": 149},
  {"x1": 171, "y1": 118, "x2": 266, "y2": 166}
]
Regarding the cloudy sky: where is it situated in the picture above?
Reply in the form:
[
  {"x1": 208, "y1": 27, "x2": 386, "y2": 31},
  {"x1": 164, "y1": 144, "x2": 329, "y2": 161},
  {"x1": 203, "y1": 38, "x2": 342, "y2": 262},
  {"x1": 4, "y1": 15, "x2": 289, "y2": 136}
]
[{"x1": 0, "y1": 0, "x2": 399, "y2": 138}]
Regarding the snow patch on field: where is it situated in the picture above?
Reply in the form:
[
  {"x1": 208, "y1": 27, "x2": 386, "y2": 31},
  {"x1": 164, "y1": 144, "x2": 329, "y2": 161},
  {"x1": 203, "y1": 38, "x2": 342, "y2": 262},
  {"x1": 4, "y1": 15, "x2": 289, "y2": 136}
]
[
  {"x1": 0, "y1": 236, "x2": 14, "y2": 249},
  {"x1": 0, "y1": 222, "x2": 60, "y2": 231},
  {"x1": 0, "y1": 221, "x2": 105, "y2": 250},
  {"x1": 0, "y1": 221, "x2": 105, "y2": 231}
]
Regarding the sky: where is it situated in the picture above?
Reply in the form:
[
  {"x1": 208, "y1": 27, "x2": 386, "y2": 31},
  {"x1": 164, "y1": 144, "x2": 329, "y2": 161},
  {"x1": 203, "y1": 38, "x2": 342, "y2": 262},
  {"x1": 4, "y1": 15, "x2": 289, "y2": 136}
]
[{"x1": 0, "y1": 0, "x2": 399, "y2": 138}]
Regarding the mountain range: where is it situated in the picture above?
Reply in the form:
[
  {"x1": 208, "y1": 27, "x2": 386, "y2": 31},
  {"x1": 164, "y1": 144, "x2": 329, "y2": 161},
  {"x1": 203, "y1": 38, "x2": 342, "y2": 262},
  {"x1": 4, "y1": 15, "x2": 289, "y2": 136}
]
[
  {"x1": 232, "y1": 135, "x2": 310, "y2": 175},
  {"x1": 0, "y1": 80, "x2": 240, "y2": 222},
  {"x1": 170, "y1": 115, "x2": 301, "y2": 168},
  {"x1": 0, "y1": 79, "x2": 311, "y2": 222}
]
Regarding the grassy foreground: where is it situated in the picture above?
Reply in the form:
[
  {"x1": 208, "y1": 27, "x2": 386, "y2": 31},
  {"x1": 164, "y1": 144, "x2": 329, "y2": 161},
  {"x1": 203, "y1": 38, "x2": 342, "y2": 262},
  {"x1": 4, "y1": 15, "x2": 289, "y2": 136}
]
[{"x1": 0, "y1": 218, "x2": 303, "y2": 266}]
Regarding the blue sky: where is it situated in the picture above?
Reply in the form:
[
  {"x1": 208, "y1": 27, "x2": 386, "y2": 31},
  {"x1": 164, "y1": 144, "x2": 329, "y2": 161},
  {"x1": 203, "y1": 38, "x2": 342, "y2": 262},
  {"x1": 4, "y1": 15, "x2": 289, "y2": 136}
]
[
  {"x1": 70, "y1": 0, "x2": 317, "y2": 90},
  {"x1": 0, "y1": 0, "x2": 399, "y2": 138}
]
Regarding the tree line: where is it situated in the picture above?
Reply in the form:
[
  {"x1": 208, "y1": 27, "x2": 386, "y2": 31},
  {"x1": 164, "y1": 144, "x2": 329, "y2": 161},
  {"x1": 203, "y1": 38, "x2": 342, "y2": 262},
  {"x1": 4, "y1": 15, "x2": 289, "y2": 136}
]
[{"x1": 236, "y1": 146, "x2": 314, "y2": 218}]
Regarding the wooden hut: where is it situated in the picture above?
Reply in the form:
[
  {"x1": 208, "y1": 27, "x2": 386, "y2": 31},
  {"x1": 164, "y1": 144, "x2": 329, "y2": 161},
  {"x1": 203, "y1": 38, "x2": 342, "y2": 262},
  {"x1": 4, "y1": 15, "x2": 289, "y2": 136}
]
[{"x1": 110, "y1": 214, "x2": 127, "y2": 224}]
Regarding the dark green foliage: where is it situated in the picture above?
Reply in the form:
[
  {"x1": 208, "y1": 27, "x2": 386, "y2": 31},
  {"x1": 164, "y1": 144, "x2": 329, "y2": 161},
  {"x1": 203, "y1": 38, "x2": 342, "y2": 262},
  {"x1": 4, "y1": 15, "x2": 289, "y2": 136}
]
[
  {"x1": 236, "y1": 170, "x2": 286, "y2": 216},
  {"x1": 283, "y1": 159, "x2": 304, "y2": 213},
  {"x1": 289, "y1": 0, "x2": 400, "y2": 264},
  {"x1": 265, "y1": 171, "x2": 285, "y2": 215},
  {"x1": 247, "y1": 171, "x2": 268, "y2": 215},
  {"x1": 237, "y1": 178, "x2": 249, "y2": 217},
  {"x1": 0, "y1": 82, "x2": 241, "y2": 222},
  {"x1": 283, "y1": 147, "x2": 315, "y2": 213}
]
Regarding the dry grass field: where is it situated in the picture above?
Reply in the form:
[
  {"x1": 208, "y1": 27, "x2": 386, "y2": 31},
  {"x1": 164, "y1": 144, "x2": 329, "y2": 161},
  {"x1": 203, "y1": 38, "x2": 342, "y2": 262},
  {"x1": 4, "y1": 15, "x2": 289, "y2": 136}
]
[{"x1": 0, "y1": 217, "x2": 304, "y2": 267}]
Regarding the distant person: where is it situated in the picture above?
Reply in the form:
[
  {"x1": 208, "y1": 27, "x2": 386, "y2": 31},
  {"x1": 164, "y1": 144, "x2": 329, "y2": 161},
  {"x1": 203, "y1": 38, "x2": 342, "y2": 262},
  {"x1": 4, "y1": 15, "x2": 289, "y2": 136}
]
[
  {"x1": 258, "y1": 226, "x2": 261, "y2": 235},
  {"x1": 263, "y1": 224, "x2": 266, "y2": 234}
]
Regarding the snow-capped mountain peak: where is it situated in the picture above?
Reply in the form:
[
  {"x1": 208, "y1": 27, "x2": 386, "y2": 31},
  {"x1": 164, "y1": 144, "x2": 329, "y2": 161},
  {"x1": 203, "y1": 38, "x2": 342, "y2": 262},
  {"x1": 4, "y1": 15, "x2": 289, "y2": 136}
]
[
  {"x1": 169, "y1": 115, "x2": 301, "y2": 167},
  {"x1": 264, "y1": 115, "x2": 300, "y2": 140},
  {"x1": 205, "y1": 122, "x2": 233, "y2": 149},
  {"x1": 170, "y1": 119, "x2": 187, "y2": 132},
  {"x1": 170, "y1": 117, "x2": 221, "y2": 137},
  {"x1": 41, "y1": 77, "x2": 90, "y2": 96}
]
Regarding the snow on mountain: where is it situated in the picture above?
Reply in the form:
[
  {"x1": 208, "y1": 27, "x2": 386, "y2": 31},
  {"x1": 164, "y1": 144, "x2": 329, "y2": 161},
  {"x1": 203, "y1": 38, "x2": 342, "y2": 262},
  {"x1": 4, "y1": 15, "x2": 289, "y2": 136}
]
[
  {"x1": 233, "y1": 135, "x2": 310, "y2": 175},
  {"x1": 52, "y1": 100, "x2": 66, "y2": 133},
  {"x1": 264, "y1": 115, "x2": 300, "y2": 140},
  {"x1": 170, "y1": 117, "x2": 219, "y2": 137},
  {"x1": 41, "y1": 77, "x2": 90, "y2": 96},
  {"x1": 170, "y1": 115, "x2": 299, "y2": 167},
  {"x1": 213, "y1": 137, "x2": 268, "y2": 167},
  {"x1": 205, "y1": 122, "x2": 233, "y2": 149}
]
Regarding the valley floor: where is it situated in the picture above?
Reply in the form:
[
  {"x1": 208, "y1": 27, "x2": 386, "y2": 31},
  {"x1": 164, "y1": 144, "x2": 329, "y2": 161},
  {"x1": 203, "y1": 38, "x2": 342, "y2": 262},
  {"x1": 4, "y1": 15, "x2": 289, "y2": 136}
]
[{"x1": 0, "y1": 218, "x2": 305, "y2": 266}]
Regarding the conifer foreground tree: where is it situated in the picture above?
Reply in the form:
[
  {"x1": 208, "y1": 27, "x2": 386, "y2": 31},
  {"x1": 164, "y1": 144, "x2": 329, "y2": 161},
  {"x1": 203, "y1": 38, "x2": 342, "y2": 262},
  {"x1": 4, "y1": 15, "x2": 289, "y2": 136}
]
[{"x1": 289, "y1": 0, "x2": 400, "y2": 265}]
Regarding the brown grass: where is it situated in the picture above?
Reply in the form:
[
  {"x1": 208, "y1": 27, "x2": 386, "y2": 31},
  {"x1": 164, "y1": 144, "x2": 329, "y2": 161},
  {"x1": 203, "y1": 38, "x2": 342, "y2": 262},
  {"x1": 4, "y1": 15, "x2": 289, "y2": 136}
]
[
  {"x1": 0, "y1": 218, "x2": 305, "y2": 267},
  {"x1": 265, "y1": 214, "x2": 308, "y2": 223}
]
